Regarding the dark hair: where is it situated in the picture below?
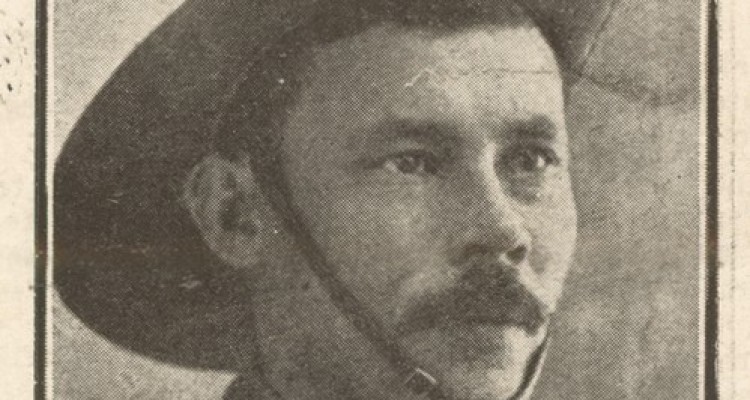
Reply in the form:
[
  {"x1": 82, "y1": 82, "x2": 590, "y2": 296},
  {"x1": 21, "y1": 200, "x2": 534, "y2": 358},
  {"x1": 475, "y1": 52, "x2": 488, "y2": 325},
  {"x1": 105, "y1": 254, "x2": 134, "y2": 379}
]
[{"x1": 215, "y1": 0, "x2": 558, "y2": 190}]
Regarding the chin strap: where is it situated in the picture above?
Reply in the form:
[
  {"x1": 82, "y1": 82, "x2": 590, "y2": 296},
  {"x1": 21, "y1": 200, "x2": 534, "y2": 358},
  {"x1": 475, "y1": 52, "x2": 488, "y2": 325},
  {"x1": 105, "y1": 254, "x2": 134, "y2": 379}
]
[
  {"x1": 511, "y1": 337, "x2": 549, "y2": 400},
  {"x1": 283, "y1": 211, "x2": 440, "y2": 397},
  {"x1": 261, "y1": 181, "x2": 546, "y2": 399},
  {"x1": 284, "y1": 216, "x2": 548, "y2": 399},
  {"x1": 407, "y1": 337, "x2": 548, "y2": 400}
]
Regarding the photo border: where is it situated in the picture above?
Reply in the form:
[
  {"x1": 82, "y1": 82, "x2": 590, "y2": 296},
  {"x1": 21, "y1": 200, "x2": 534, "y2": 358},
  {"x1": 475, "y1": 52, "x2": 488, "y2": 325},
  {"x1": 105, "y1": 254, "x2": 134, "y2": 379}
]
[{"x1": 33, "y1": 1, "x2": 725, "y2": 398}]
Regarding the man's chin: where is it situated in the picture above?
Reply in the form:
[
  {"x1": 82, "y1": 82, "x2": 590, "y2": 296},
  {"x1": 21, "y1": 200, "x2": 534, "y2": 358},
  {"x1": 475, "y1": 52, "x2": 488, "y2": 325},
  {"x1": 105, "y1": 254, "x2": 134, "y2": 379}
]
[{"x1": 399, "y1": 324, "x2": 544, "y2": 400}]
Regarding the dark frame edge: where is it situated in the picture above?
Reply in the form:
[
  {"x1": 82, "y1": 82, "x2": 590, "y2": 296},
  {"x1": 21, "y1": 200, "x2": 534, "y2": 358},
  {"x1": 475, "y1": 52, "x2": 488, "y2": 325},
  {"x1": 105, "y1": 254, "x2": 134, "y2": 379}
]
[
  {"x1": 31, "y1": 0, "x2": 722, "y2": 399},
  {"x1": 34, "y1": 0, "x2": 49, "y2": 396},
  {"x1": 705, "y1": 0, "x2": 719, "y2": 399}
]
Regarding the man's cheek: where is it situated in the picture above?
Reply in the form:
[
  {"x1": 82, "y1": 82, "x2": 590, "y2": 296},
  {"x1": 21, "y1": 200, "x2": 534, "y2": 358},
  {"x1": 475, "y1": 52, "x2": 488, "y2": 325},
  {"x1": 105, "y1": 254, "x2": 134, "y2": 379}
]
[
  {"x1": 325, "y1": 196, "x2": 432, "y2": 278},
  {"x1": 524, "y1": 202, "x2": 577, "y2": 306},
  {"x1": 343, "y1": 189, "x2": 430, "y2": 237},
  {"x1": 527, "y1": 243, "x2": 571, "y2": 310}
]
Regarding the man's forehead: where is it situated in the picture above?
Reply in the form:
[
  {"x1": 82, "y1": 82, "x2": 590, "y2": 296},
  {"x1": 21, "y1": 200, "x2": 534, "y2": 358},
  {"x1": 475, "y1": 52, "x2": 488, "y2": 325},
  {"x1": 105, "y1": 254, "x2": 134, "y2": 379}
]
[
  {"x1": 303, "y1": 23, "x2": 560, "y2": 84},
  {"x1": 281, "y1": 23, "x2": 567, "y2": 154}
]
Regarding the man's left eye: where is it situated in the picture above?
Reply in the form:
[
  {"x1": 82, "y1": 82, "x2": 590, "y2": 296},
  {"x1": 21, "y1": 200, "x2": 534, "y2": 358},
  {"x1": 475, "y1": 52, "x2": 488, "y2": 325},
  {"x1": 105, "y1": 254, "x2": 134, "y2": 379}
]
[{"x1": 499, "y1": 146, "x2": 561, "y2": 175}]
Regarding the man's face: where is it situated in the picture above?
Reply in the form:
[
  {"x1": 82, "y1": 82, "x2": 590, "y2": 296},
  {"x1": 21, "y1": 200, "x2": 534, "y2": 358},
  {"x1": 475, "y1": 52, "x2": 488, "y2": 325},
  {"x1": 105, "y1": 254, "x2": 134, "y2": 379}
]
[{"x1": 280, "y1": 23, "x2": 577, "y2": 399}]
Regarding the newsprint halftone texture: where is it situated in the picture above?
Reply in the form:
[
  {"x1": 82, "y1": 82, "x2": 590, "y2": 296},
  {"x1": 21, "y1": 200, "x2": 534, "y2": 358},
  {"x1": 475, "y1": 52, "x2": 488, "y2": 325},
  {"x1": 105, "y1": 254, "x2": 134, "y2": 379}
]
[{"x1": 53, "y1": 1, "x2": 702, "y2": 399}]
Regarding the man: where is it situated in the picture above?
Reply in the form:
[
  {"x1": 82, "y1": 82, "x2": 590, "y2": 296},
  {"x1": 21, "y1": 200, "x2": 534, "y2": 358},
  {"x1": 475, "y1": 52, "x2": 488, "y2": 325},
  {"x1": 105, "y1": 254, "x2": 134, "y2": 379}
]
[{"x1": 55, "y1": 0, "x2": 577, "y2": 399}]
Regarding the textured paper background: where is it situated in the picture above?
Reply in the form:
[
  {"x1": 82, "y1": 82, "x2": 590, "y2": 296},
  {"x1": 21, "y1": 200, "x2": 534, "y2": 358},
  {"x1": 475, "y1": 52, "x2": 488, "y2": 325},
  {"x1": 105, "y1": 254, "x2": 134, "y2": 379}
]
[
  {"x1": 50, "y1": 1, "x2": 706, "y2": 399},
  {"x1": 41, "y1": 0, "x2": 748, "y2": 399},
  {"x1": 3, "y1": 0, "x2": 748, "y2": 399},
  {"x1": 0, "y1": 0, "x2": 35, "y2": 399},
  {"x1": 718, "y1": 0, "x2": 750, "y2": 397}
]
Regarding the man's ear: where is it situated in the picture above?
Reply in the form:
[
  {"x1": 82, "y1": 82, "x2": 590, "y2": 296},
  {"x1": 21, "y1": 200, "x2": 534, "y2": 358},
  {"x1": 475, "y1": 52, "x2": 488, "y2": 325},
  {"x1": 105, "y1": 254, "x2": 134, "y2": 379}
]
[{"x1": 182, "y1": 153, "x2": 280, "y2": 267}]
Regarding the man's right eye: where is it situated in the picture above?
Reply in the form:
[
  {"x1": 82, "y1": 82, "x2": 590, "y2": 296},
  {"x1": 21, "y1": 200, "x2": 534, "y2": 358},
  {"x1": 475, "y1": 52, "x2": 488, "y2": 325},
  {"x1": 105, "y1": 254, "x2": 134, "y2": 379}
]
[{"x1": 381, "y1": 151, "x2": 439, "y2": 175}]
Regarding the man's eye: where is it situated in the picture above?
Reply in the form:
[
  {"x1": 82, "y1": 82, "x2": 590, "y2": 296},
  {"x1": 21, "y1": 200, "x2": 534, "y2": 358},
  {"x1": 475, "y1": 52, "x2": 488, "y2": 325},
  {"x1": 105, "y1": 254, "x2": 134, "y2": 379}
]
[
  {"x1": 499, "y1": 146, "x2": 561, "y2": 175},
  {"x1": 381, "y1": 151, "x2": 438, "y2": 175}
]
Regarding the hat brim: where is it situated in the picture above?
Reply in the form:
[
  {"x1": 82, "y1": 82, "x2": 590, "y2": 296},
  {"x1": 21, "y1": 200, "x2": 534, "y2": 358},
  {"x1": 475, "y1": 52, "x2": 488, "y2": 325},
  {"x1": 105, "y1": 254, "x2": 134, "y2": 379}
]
[{"x1": 53, "y1": 0, "x2": 614, "y2": 370}]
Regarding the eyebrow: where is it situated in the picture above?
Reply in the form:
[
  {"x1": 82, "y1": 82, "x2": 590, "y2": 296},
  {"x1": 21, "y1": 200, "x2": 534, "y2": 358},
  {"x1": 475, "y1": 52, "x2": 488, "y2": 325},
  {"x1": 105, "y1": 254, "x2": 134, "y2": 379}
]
[
  {"x1": 352, "y1": 114, "x2": 559, "y2": 150},
  {"x1": 353, "y1": 119, "x2": 464, "y2": 150},
  {"x1": 501, "y1": 115, "x2": 559, "y2": 142}
]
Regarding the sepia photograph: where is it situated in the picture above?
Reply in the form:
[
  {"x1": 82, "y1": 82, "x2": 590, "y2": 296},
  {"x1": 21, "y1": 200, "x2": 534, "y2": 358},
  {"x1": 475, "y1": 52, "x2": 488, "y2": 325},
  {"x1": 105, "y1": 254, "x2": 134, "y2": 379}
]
[{"x1": 49, "y1": 0, "x2": 710, "y2": 399}]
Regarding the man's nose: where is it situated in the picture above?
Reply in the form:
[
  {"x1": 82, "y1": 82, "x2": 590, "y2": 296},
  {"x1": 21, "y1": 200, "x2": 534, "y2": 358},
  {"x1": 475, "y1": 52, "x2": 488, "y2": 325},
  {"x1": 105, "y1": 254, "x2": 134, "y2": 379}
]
[{"x1": 447, "y1": 174, "x2": 531, "y2": 270}]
